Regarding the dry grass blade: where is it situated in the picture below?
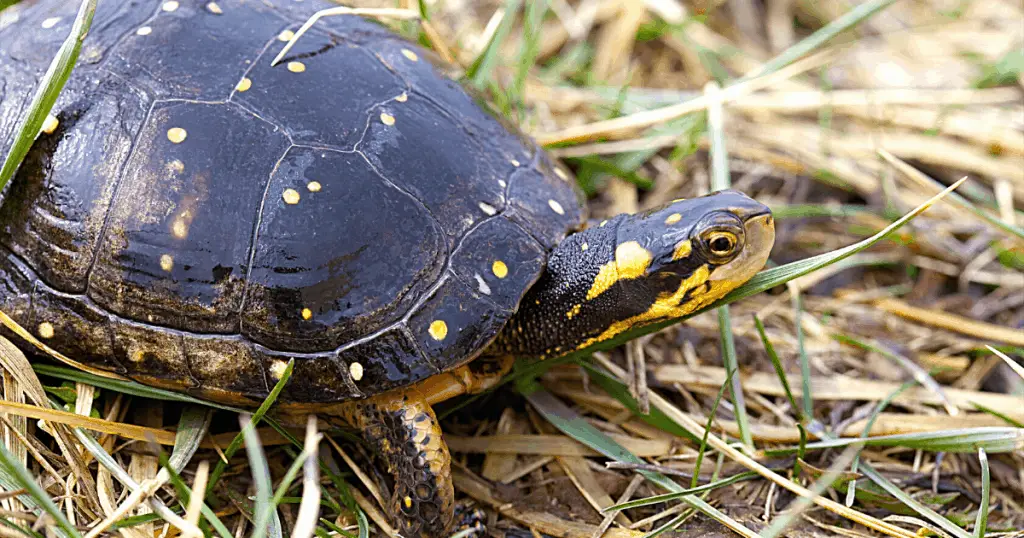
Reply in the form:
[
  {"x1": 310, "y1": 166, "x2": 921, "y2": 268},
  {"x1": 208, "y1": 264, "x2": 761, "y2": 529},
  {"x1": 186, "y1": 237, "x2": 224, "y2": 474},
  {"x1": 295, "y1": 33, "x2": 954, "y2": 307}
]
[
  {"x1": 535, "y1": 50, "x2": 832, "y2": 145},
  {"x1": 184, "y1": 460, "x2": 210, "y2": 537},
  {"x1": 874, "y1": 298, "x2": 1024, "y2": 346},
  {"x1": 291, "y1": 416, "x2": 321, "y2": 538},
  {"x1": 270, "y1": 7, "x2": 420, "y2": 66},
  {"x1": 987, "y1": 345, "x2": 1024, "y2": 381},
  {"x1": 594, "y1": 356, "x2": 917, "y2": 538}
]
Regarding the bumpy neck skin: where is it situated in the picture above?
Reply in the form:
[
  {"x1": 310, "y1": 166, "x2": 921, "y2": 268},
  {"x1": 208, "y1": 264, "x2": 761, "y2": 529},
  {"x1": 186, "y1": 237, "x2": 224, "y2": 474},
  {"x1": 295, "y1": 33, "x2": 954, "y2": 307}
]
[{"x1": 493, "y1": 190, "x2": 774, "y2": 358}]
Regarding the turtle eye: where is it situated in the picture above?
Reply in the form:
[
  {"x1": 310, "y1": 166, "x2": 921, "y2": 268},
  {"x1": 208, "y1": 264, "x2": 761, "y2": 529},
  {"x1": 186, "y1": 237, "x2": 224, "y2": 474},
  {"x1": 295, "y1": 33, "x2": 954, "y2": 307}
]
[
  {"x1": 709, "y1": 233, "x2": 736, "y2": 255},
  {"x1": 701, "y1": 229, "x2": 742, "y2": 262}
]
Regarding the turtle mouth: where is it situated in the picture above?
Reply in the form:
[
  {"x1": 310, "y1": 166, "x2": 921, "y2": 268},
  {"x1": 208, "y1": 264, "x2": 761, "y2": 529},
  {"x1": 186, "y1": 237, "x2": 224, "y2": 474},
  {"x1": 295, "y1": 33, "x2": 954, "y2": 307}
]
[{"x1": 707, "y1": 213, "x2": 775, "y2": 286}]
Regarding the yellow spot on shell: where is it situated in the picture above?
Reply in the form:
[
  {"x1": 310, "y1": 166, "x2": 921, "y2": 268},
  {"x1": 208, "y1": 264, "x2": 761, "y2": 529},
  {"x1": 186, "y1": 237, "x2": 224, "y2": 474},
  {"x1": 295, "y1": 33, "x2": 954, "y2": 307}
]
[
  {"x1": 301, "y1": 308, "x2": 312, "y2": 320},
  {"x1": 548, "y1": 199, "x2": 565, "y2": 215},
  {"x1": 672, "y1": 240, "x2": 692, "y2": 261},
  {"x1": 269, "y1": 359, "x2": 288, "y2": 380},
  {"x1": 510, "y1": 159, "x2": 520, "y2": 167},
  {"x1": 282, "y1": 188, "x2": 300, "y2": 205},
  {"x1": 167, "y1": 127, "x2": 187, "y2": 143},
  {"x1": 41, "y1": 114, "x2": 59, "y2": 135},
  {"x1": 41, "y1": 17, "x2": 60, "y2": 29},
  {"x1": 665, "y1": 213, "x2": 682, "y2": 225},
  {"x1": 136, "y1": 26, "x2": 152, "y2": 36},
  {"x1": 492, "y1": 260, "x2": 508, "y2": 279},
  {"x1": 162, "y1": 1, "x2": 179, "y2": 12},
  {"x1": 278, "y1": 30, "x2": 295, "y2": 42},
  {"x1": 349, "y1": 362, "x2": 364, "y2": 381},
  {"x1": 160, "y1": 254, "x2": 174, "y2": 272},
  {"x1": 172, "y1": 219, "x2": 188, "y2": 239},
  {"x1": 581, "y1": 243, "x2": 588, "y2": 251},
  {"x1": 235, "y1": 77, "x2": 252, "y2": 92},
  {"x1": 428, "y1": 320, "x2": 448, "y2": 341},
  {"x1": 287, "y1": 61, "x2": 306, "y2": 73},
  {"x1": 554, "y1": 167, "x2": 569, "y2": 181},
  {"x1": 395, "y1": 92, "x2": 408, "y2": 102},
  {"x1": 37, "y1": 322, "x2": 54, "y2": 339},
  {"x1": 401, "y1": 49, "x2": 418, "y2": 62},
  {"x1": 380, "y1": 112, "x2": 395, "y2": 126},
  {"x1": 307, "y1": 181, "x2": 321, "y2": 192},
  {"x1": 585, "y1": 241, "x2": 652, "y2": 301},
  {"x1": 206, "y1": 2, "x2": 223, "y2": 14},
  {"x1": 478, "y1": 202, "x2": 496, "y2": 215}
]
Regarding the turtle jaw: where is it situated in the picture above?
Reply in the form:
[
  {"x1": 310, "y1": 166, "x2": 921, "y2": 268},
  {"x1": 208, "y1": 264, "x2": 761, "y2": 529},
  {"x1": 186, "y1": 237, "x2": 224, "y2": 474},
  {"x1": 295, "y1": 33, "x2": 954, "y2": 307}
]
[{"x1": 707, "y1": 212, "x2": 775, "y2": 288}]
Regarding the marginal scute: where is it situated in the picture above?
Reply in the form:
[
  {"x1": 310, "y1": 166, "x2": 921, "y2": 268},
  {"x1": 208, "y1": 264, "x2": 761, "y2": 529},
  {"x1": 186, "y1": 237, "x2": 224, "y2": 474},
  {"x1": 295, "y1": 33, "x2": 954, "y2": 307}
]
[
  {"x1": 183, "y1": 334, "x2": 269, "y2": 404},
  {"x1": 337, "y1": 329, "x2": 438, "y2": 394},
  {"x1": 408, "y1": 275, "x2": 509, "y2": 372},
  {"x1": 450, "y1": 217, "x2": 545, "y2": 312}
]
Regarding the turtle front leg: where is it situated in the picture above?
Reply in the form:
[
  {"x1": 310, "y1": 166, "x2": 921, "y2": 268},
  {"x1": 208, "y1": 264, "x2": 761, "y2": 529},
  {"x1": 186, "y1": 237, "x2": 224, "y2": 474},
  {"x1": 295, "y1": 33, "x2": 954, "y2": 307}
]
[{"x1": 339, "y1": 390, "x2": 454, "y2": 538}]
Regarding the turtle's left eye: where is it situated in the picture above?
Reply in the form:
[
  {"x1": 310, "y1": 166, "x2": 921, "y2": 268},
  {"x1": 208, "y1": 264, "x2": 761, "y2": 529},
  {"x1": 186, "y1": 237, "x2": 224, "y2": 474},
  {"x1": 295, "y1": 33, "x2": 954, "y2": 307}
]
[{"x1": 700, "y1": 228, "x2": 742, "y2": 263}]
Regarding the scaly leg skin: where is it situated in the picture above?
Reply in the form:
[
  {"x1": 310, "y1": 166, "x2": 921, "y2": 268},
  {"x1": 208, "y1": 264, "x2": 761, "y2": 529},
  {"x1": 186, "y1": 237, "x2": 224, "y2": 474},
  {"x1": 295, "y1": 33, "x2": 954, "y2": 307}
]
[
  {"x1": 339, "y1": 389, "x2": 453, "y2": 538},
  {"x1": 334, "y1": 355, "x2": 514, "y2": 537}
]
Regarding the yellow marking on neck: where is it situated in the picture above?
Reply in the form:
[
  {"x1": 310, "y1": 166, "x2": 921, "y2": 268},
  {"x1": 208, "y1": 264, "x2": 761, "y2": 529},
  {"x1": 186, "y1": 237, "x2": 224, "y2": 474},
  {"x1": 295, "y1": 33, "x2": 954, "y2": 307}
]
[
  {"x1": 585, "y1": 241, "x2": 652, "y2": 301},
  {"x1": 672, "y1": 240, "x2": 692, "y2": 261},
  {"x1": 578, "y1": 265, "x2": 711, "y2": 350},
  {"x1": 664, "y1": 213, "x2": 682, "y2": 225},
  {"x1": 566, "y1": 303, "x2": 582, "y2": 319},
  {"x1": 428, "y1": 320, "x2": 448, "y2": 341}
]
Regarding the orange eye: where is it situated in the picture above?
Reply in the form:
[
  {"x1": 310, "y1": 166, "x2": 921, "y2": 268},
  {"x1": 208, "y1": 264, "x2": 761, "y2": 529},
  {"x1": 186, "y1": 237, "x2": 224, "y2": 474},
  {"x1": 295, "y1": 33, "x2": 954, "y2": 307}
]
[{"x1": 707, "y1": 232, "x2": 737, "y2": 256}]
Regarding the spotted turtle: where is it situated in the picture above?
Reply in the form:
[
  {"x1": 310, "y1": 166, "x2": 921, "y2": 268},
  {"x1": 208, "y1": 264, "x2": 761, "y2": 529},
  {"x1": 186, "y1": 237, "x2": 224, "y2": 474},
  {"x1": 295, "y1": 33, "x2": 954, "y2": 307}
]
[{"x1": 0, "y1": 1, "x2": 775, "y2": 536}]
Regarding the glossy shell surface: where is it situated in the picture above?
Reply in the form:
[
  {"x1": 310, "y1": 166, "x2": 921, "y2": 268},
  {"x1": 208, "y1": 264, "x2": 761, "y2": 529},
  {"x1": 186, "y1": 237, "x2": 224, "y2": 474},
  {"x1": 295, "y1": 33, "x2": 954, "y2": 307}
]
[{"x1": 0, "y1": 0, "x2": 581, "y2": 404}]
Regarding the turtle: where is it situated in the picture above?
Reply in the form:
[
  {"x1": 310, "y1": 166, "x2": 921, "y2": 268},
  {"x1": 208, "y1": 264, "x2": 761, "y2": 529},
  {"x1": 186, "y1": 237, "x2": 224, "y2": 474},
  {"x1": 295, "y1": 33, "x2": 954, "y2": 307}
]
[{"x1": 0, "y1": 1, "x2": 775, "y2": 536}]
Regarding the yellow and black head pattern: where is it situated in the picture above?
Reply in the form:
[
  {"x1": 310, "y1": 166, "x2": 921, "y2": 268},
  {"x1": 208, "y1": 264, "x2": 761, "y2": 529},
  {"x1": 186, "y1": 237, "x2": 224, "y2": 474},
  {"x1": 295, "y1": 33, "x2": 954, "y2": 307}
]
[{"x1": 495, "y1": 190, "x2": 774, "y2": 357}]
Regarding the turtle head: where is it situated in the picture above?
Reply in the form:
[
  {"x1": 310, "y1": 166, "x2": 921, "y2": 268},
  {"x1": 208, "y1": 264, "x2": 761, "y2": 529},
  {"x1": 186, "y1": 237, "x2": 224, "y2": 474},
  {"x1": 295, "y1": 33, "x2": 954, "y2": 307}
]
[
  {"x1": 496, "y1": 190, "x2": 774, "y2": 357},
  {"x1": 630, "y1": 189, "x2": 775, "y2": 301}
]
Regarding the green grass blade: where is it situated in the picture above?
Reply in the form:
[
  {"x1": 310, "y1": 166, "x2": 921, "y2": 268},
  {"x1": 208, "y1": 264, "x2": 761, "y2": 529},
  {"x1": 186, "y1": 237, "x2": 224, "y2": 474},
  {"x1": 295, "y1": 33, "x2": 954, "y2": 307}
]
[
  {"x1": 761, "y1": 428, "x2": 1023, "y2": 456},
  {"x1": 754, "y1": 315, "x2": 801, "y2": 422},
  {"x1": 466, "y1": 0, "x2": 521, "y2": 88},
  {"x1": 243, "y1": 413, "x2": 278, "y2": 538},
  {"x1": 693, "y1": 367, "x2": 736, "y2": 488},
  {"x1": 970, "y1": 403, "x2": 1024, "y2": 428},
  {"x1": 705, "y1": 81, "x2": 752, "y2": 452},
  {"x1": 519, "y1": 382, "x2": 759, "y2": 538},
  {"x1": 791, "y1": 291, "x2": 815, "y2": 427},
  {"x1": 742, "y1": 0, "x2": 898, "y2": 80},
  {"x1": 33, "y1": 364, "x2": 243, "y2": 413},
  {"x1": 860, "y1": 463, "x2": 972, "y2": 538},
  {"x1": 0, "y1": 441, "x2": 80, "y2": 537},
  {"x1": 207, "y1": 359, "x2": 294, "y2": 493},
  {"x1": 0, "y1": 0, "x2": 96, "y2": 191},
  {"x1": 606, "y1": 471, "x2": 759, "y2": 511},
  {"x1": 973, "y1": 448, "x2": 990, "y2": 538}
]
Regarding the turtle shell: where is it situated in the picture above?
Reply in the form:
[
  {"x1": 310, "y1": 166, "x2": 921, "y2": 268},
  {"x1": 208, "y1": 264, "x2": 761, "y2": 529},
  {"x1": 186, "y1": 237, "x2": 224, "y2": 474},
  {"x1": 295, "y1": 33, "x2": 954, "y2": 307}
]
[{"x1": 0, "y1": 0, "x2": 582, "y2": 405}]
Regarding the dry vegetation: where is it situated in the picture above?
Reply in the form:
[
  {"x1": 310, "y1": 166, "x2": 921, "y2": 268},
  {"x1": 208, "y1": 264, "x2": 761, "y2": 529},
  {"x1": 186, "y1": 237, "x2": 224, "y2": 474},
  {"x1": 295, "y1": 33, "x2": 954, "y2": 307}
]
[{"x1": 0, "y1": 0, "x2": 1022, "y2": 537}]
